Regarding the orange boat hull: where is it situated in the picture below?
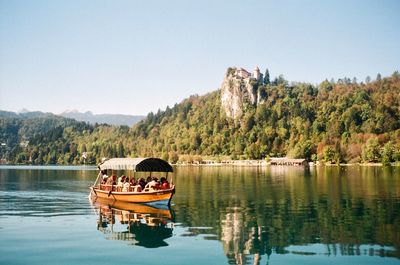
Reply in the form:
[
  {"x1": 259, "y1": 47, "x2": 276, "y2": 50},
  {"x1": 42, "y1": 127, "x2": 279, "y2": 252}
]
[{"x1": 91, "y1": 185, "x2": 175, "y2": 204}]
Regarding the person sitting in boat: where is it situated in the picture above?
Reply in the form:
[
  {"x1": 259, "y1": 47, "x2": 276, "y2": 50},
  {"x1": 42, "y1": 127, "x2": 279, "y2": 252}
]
[
  {"x1": 145, "y1": 177, "x2": 159, "y2": 190},
  {"x1": 160, "y1": 177, "x2": 170, "y2": 189},
  {"x1": 105, "y1": 174, "x2": 115, "y2": 190},
  {"x1": 117, "y1": 175, "x2": 126, "y2": 191},
  {"x1": 138, "y1": 178, "x2": 146, "y2": 190},
  {"x1": 122, "y1": 179, "x2": 130, "y2": 192},
  {"x1": 101, "y1": 170, "x2": 108, "y2": 184},
  {"x1": 146, "y1": 176, "x2": 152, "y2": 184},
  {"x1": 129, "y1": 177, "x2": 136, "y2": 186},
  {"x1": 128, "y1": 177, "x2": 142, "y2": 192},
  {"x1": 117, "y1": 175, "x2": 125, "y2": 185},
  {"x1": 133, "y1": 184, "x2": 142, "y2": 192},
  {"x1": 154, "y1": 178, "x2": 161, "y2": 190}
]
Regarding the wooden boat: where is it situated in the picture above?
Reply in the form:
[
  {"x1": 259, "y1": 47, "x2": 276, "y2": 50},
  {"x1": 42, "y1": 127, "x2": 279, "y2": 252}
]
[{"x1": 90, "y1": 157, "x2": 175, "y2": 205}]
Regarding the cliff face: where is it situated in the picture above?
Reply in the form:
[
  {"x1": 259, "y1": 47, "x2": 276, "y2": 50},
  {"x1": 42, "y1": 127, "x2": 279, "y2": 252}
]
[{"x1": 220, "y1": 67, "x2": 260, "y2": 119}]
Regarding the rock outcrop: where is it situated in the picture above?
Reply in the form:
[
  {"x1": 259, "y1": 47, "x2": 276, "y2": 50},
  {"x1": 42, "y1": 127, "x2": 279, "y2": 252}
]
[{"x1": 220, "y1": 67, "x2": 262, "y2": 119}]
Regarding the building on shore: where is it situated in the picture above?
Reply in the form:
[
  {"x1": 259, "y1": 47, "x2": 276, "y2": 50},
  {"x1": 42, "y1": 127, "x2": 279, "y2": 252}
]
[
  {"x1": 269, "y1": 158, "x2": 307, "y2": 166},
  {"x1": 179, "y1": 158, "x2": 308, "y2": 167}
]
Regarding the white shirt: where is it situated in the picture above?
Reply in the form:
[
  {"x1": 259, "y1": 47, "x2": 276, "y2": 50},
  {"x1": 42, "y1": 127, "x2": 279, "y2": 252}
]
[{"x1": 122, "y1": 182, "x2": 130, "y2": 192}]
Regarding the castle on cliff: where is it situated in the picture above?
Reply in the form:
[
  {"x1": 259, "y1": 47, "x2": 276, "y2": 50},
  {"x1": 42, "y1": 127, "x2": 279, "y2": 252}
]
[
  {"x1": 221, "y1": 66, "x2": 266, "y2": 119},
  {"x1": 234, "y1": 66, "x2": 262, "y2": 81}
]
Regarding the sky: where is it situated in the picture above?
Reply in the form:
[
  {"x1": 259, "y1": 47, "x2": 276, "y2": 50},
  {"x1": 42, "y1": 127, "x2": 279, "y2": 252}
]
[{"x1": 0, "y1": 0, "x2": 399, "y2": 116}]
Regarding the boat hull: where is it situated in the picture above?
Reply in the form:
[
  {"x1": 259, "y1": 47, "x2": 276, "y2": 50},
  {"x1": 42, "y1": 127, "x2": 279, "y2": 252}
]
[
  {"x1": 91, "y1": 186, "x2": 175, "y2": 205},
  {"x1": 92, "y1": 197, "x2": 173, "y2": 219}
]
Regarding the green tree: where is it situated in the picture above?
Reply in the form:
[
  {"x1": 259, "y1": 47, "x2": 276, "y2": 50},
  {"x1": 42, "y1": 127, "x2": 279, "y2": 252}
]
[
  {"x1": 79, "y1": 143, "x2": 87, "y2": 154},
  {"x1": 168, "y1": 151, "x2": 179, "y2": 164},
  {"x1": 47, "y1": 150, "x2": 57, "y2": 164},
  {"x1": 30, "y1": 148, "x2": 39, "y2": 164},
  {"x1": 381, "y1": 141, "x2": 394, "y2": 165},
  {"x1": 15, "y1": 152, "x2": 29, "y2": 164},
  {"x1": 245, "y1": 143, "x2": 260, "y2": 159},
  {"x1": 234, "y1": 140, "x2": 244, "y2": 156},
  {"x1": 117, "y1": 142, "x2": 125, "y2": 158},
  {"x1": 161, "y1": 152, "x2": 169, "y2": 161},
  {"x1": 241, "y1": 112, "x2": 255, "y2": 133},
  {"x1": 323, "y1": 146, "x2": 335, "y2": 164},
  {"x1": 85, "y1": 152, "x2": 96, "y2": 164},
  {"x1": 264, "y1": 69, "x2": 270, "y2": 85},
  {"x1": 362, "y1": 138, "x2": 381, "y2": 162},
  {"x1": 311, "y1": 154, "x2": 318, "y2": 162},
  {"x1": 288, "y1": 140, "x2": 313, "y2": 160}
]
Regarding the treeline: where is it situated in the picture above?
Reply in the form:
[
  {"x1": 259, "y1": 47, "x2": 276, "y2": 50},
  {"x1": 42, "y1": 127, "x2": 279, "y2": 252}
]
[
  {"x1": 131, "y1": 72, "x2": 400, "y2": 164},
  {"x1": 1, "y1": 72, "x2": 400, "y2": 165},
  {"x1": 0, "y1": 112, "x2": 136, "y2": 165}
]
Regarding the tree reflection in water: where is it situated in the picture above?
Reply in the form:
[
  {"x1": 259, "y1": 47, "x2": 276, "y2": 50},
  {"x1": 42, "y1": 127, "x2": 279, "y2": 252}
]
[{"x1": 173, "y1": 166, "x2": 400, "y2": 265}]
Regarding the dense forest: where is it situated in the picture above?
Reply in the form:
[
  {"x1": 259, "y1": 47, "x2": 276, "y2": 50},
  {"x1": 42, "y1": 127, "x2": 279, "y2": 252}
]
[
  {"x1": 131, "y1": 72, "x2": 400, "y2": 164},
  {"x1": 0, "y1": 111, "x2": 135, "y2": 165},
  {"x1": 1, "y1": 72, "x2": 400, "y2": 165}
]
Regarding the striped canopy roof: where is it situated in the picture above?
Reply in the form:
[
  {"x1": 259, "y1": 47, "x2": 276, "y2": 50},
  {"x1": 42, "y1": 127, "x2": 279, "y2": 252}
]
[{"x1": 99, "y1": 158, "x2": 173, "y2": 172}]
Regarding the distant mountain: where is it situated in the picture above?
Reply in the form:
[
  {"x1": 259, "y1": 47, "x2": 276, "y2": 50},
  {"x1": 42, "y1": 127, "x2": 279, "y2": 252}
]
[
  {"x1": 0, "y1": 110, "x2": 57, "y2": 119},
  {"x1": 59, "y1": 110, "x2": 144, "y2": 126}
]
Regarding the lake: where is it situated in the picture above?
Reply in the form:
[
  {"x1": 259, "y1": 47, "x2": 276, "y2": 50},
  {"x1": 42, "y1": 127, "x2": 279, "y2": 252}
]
[{"x1": 0, "y1": 165, "x2": 399, "y2": 265}]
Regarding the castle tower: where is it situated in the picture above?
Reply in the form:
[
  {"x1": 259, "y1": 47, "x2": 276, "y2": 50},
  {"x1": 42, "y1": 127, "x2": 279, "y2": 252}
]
[{"x1": 253, "y1": 66, "x2": 261, "y2": 80}]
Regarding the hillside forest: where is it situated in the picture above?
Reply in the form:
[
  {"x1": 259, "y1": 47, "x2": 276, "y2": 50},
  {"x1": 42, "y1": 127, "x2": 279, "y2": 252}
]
[{"x1": 1, "y1": 72, "x2": 400, "y2": 165}]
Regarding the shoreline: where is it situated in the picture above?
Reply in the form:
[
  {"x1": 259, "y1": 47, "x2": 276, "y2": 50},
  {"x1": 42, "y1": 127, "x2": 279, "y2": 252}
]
[
  {"x1": 1, "y1": 161, "x2": 399, "y2": 168},
  {"x1": 173, "y1": 161, "x2": 399, "y2": 167}
]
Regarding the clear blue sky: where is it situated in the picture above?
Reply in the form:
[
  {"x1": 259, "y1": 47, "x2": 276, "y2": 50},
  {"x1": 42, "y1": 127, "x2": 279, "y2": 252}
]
[{"x1": 1, "y1": 0, "x2": 399, "y2": 115}]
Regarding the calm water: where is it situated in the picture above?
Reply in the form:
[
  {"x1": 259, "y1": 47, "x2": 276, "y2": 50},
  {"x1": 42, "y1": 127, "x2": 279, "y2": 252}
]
[{"x1": 0, "y1": 165, "x2": 399, "y2": 265}]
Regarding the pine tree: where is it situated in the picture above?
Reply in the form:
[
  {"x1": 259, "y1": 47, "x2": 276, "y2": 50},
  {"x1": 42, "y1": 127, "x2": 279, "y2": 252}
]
[
  {"x1": 117, "y1": 142, "x2": 125, "y2": 158},
  {"x1": 264, "y1": 69, "x2": 270, "y2": 85}
]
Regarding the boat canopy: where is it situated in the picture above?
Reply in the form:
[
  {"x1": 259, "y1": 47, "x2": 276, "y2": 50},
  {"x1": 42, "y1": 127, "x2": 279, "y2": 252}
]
[{"x1": 99, "y1": 158, "x2": 173, "y2": 172}]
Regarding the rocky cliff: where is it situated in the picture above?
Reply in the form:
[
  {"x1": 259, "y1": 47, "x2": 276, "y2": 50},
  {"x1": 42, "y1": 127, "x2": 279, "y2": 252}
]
[{"x1": 220, "y1": 67, "x2": 262, "y2": 119}]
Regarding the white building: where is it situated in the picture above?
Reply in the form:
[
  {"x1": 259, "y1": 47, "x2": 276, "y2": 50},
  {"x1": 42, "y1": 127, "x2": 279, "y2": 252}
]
[
  {"x1": 253, "y1": 66, "x2": 261, "y2": 80},
  {"x1": 236, "y1": 68, "x2": 251, "y2": 79}
]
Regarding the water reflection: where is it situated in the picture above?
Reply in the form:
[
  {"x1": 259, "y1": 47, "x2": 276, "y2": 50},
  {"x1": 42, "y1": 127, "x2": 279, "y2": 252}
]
[
  {"x1": 91, "y1": 198, "x2": 174, "y2": 248},
  {"x1": 0, "y1": 167, "x2": 94, "y2": 217},
  {"x1": 173, "y1": 166, "x2": 400, "y2": 264},
  {"x1": 1, "y1": 166, "x2": 399, "y2": 265},
  {"x1": 219, "y1": 205, "x2": 398, "y2": 264}
]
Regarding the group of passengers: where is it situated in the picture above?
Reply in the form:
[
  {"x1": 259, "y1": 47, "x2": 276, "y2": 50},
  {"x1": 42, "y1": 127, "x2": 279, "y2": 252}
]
[{"x1": 99, "y1": 170, "x2": 170, "y2": 192}]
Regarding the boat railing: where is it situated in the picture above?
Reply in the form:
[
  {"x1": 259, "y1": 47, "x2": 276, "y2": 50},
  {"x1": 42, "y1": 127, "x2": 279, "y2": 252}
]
[
  {"x1": 98, "y1": 184, "x2": 140, "y2": 192},
  {"x1": 98, "y1": 184, "x2": 172, "y2": 193}
]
